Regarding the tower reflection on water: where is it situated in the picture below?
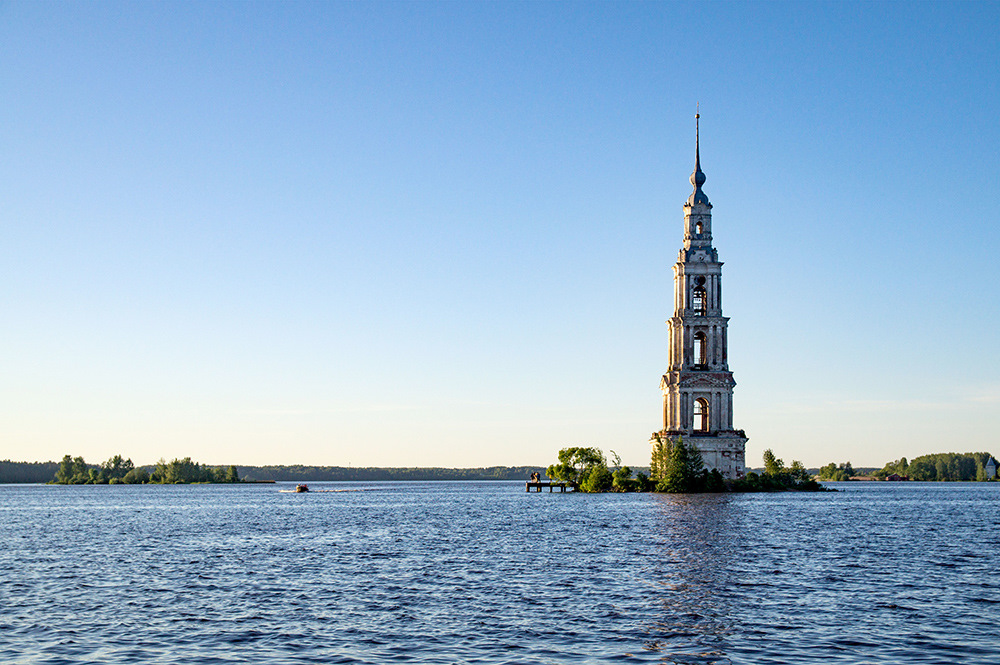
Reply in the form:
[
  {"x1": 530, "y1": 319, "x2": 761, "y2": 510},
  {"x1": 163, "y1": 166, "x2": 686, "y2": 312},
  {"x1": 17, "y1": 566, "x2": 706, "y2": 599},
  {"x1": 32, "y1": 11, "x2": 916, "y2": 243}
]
[{"x1": 642, "y1": 494, "x2": 744, "y2": 662}]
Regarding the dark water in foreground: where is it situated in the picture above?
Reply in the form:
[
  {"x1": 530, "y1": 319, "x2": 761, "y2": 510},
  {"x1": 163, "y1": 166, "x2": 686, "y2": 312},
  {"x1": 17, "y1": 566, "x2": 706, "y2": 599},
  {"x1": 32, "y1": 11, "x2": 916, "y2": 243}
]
[{"x1": 2, "y1": 481, "x2": 999, "y2": 664}]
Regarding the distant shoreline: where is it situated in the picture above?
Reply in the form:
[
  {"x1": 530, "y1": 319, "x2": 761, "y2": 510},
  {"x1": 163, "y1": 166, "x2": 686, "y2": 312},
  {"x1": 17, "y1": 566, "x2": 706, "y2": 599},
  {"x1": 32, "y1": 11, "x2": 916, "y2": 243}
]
[{"x1": 0, "y1": 461, "x2": 556, "y2": 484}]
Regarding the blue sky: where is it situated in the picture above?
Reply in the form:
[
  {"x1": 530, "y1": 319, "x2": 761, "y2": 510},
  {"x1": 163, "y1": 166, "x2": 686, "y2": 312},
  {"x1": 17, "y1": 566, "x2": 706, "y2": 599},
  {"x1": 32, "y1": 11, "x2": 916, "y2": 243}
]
[{"x1": 2, "y1": 1, "x2": 998, "y2": 468}]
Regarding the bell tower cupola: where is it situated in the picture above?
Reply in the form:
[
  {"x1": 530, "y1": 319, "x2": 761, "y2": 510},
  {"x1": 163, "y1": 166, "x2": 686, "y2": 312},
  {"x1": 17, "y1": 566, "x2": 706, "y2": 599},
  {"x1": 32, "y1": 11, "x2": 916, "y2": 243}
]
[
  {"x1": 687, "y1": 113, "x2": 709, "y2": 206},
  {"x1": 682, "y1": 114, "x2": 716, "y2": 257}
]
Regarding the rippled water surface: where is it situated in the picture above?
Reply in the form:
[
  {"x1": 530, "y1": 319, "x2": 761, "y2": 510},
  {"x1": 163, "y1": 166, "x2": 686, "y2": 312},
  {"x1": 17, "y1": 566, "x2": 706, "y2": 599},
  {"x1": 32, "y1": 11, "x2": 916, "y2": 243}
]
[{"x1": 2, "y1": 481, "x2": 999, "y2": 664}]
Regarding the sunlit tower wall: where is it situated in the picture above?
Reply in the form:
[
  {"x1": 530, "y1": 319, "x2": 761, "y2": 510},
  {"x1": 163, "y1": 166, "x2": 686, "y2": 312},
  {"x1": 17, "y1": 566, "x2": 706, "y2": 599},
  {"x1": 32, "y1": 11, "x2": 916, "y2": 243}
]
[{"x1": 652, "y1": 117, "x2": 747, "y2": 479}]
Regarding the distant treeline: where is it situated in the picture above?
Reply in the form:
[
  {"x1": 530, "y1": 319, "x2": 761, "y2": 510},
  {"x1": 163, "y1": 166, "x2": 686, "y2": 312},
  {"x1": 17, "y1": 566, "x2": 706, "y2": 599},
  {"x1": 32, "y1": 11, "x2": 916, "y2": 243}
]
[
  {"x1": 874, "y1": 452, "x2": 995, "y2": 481},
  {"x1": 817, "y1": 461, "x2": 858, "y2": 481},
  {"x1": 0, "y1": 455, "x2": 242, "y2": 485},
  {"x1": 236, "y1": 465, "x2": 549, "y2": 482},
  {"x1": 0, "y1": 460, "x2": 60, "y2": 484},
  {"x1": 0, "y1": 460, "x2": 551, "y2": 484},
  {"x1": 812, "y1": 452, "x2": 996, "y2": 481}
]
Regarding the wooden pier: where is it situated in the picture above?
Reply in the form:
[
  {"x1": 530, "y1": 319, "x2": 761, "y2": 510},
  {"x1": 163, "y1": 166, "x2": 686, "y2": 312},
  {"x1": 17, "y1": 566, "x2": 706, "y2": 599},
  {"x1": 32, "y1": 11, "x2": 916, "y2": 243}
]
[{"x1": 525, "y1": 480, "x2": 575, "y2": 493}]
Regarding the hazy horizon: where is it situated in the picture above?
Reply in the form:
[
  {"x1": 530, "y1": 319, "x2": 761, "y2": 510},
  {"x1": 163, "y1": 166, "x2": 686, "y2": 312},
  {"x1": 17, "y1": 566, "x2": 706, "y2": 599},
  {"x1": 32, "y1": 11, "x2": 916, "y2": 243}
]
[{"x1": 2, "y1": 1, "x2": 998, "y2": 469}]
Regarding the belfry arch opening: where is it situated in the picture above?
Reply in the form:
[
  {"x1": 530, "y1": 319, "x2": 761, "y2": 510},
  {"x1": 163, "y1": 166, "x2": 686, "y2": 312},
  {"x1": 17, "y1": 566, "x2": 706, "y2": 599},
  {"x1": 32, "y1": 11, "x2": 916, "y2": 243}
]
[
  {"x1": 695, "y1": 222, "x2": 703, "y2": 234},
  {"x1": 692, "y1": 286, "x2": 707, "y2": 315},
  {"x1": 693, "y1": 398, "x2": 709, "y2": 432},
  {"x1": 693, "y1": 332, "x2": 707, "y2": 367}
]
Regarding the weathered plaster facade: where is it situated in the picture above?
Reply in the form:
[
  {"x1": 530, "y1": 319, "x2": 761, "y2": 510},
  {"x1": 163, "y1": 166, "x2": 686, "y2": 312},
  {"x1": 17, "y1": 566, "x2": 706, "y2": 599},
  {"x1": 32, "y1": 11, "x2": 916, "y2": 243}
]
[{"x1": 652, "y1": 117, "x2": 747, "y2": 478}]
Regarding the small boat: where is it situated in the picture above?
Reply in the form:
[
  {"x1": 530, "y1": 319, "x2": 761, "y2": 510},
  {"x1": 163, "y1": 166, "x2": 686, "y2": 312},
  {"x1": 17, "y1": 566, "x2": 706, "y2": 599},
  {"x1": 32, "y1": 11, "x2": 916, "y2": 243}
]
[{"x1": 278, "y1": 483, "x2": 312, "y2": 494}]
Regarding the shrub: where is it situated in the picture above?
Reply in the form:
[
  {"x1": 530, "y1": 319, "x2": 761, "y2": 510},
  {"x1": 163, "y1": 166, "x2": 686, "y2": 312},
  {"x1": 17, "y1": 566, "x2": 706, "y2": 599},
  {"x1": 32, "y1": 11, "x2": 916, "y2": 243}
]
[
  {"x1": 123, "y1": 467, "x2": 149, "y2": 484},
  {"x1": 580, "y1": 464, "x2": 613, "y2": 493},
  {"x1": 634, "y1": 472, "x2": 655, "y2": 492}
]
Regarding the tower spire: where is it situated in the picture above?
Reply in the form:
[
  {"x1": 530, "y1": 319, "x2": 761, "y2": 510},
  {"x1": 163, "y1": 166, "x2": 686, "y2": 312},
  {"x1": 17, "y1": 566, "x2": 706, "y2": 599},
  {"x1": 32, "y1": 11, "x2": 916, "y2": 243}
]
[
  {"x1": 688, "y1": 109, "x2": 710, "y2": 206},
  {"x1": 695, "y1": 106, "x2": 701, "y2": 171}
]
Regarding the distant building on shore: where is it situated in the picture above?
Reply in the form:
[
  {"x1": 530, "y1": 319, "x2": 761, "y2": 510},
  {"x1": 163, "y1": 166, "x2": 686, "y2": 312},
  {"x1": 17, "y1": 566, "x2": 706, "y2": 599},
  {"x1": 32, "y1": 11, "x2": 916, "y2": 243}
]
[
  {"x1": 651, "y1": 115, "x2": 747, "y2": 479},
  {"x1": 986, "y1": 457, "x2": 998, "y2": 480}
]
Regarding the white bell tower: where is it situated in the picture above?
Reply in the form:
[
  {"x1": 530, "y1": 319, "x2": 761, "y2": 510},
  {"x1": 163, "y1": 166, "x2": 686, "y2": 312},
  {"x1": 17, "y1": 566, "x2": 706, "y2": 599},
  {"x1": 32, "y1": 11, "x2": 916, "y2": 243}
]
[{"x1": 653, "y1": 115, "x2": 747, "y2": 478}]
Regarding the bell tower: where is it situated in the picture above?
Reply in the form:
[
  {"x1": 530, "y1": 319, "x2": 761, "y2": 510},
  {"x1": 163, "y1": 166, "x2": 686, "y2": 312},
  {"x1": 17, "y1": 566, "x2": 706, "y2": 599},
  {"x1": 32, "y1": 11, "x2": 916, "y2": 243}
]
[{"x1": 653, "y1": 114, "x2": 747, "y2": 478}]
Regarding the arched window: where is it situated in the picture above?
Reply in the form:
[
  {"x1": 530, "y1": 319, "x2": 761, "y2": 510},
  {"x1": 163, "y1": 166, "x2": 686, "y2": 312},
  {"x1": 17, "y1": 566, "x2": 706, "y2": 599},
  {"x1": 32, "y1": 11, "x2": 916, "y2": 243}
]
[
  {"x1": 693, "y1": 398, "x2": 709, "y2": 432},
  {"x1": 695, "y1": 222, "x2": 703, "y2": 234},
  {"x1": 692, "y1": 286, "x2": 706, "y2": 315},
  {"x1": 693, "y1": 332, "x2": 707, "y2": 366}
]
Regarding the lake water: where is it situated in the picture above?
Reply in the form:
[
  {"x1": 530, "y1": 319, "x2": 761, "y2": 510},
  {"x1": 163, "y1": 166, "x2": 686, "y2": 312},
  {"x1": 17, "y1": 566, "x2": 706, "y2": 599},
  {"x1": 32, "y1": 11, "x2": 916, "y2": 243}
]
[{"x1": 2, "y1": 481, "x2": 998, "y2": 664}]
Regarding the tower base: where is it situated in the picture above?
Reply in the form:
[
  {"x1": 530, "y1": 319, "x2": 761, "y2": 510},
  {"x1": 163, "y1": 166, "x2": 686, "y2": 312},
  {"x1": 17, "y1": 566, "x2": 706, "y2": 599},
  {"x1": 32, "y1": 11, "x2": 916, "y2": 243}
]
[{"x1": 651, "y1": 430, "x2": 747, "y2": 480}]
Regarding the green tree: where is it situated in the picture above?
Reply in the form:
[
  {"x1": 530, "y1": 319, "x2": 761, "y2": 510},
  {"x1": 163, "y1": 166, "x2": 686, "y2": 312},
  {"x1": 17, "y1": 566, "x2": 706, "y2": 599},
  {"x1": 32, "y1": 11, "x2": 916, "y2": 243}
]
[
  {"x1": 150, "y1": 457, "x2": 212, "y2": 484},
  {"x1": 634, "y1": 471, "x2": 655, "y2": 492},
  {"x1": 789, "y1": 460, "x2": 810, "y2": 482},
  {"x1": 55, "y1": 455, "x2": 82, "y2": 484},
  {"x1": 546, "y1": 447, "x2": 607, "y2": 489},
  {"x1": 874, "y1": 457, "x2": 908, "y2": 479},
  {"x1": 704, "y1": 468, "x2": 725, "y2": 492},
  {"x1": 817, "y1": 461, "x2": 854, "y2": 481},
  {"x1": 66, "y1": 456, "x2": 91, "y2": 484},
  {"x1": 580, "y1": 464, "x2": 613, "y2": 492},
  {"x1": 656, "y1": 438, "x2": 705, "y2": 493},
  {"x1": 736, "y1": 471, "x2": 762, "y2": 492},
  {"x1": 908, "y1": 457, "x2": 935, "y2": 481},
  {"x1": 650, "y1": 432, "x2": 671, "y2": 481},
  {"x1": 123, "y1": 467, "x2": 150, "y2": 484},
  {"x1": 150, "y1": 459, "x2": 168, "y2": 483},
  {"x1": 763, "y1": 449, "x2": 784, "y2": 477},
  {"x1": 609, "y1": 450, "x2": 635, "y2": 492},
  {"x1": 749, "y1": 451, "x2": 820, "y2": 491},
  {"x1": 100, "y1": 455, "x2": 135, "y2": 483}
]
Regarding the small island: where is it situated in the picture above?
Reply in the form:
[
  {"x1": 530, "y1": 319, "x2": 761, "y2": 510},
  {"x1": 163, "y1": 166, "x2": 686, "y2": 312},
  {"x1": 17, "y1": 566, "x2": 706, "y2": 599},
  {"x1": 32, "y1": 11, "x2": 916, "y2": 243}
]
[
  {"x1": 544, "y1": 440, "x2": 824, "y2": 494},
  {"x1": 51, "y1": 454, "x2": 242, "y2": 485}
]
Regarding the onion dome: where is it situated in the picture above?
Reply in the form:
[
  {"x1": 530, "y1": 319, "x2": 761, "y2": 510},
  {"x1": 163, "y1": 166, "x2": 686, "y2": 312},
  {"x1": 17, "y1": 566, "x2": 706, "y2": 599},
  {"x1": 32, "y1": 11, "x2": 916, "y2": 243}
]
[{"x1": 687, "y1": 113, "x2": 710, "y2": 206}]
